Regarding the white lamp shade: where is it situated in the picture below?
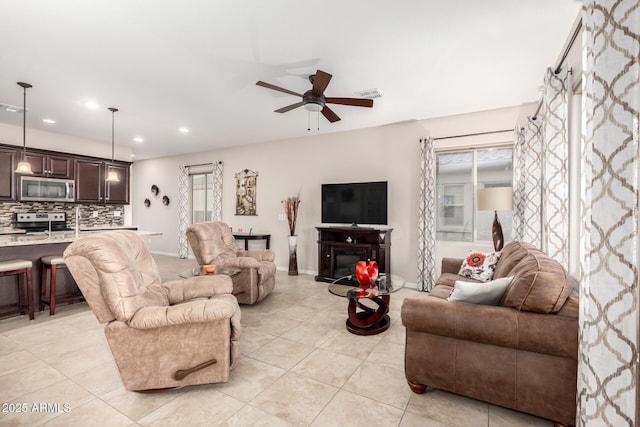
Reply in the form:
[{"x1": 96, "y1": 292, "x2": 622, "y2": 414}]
[
  {"x1": 14, "y1": 160, "x2": 33, "y2": 174},
  {"x1": 106, "y1": 169, "x2": 120, "y2": 182},
  {"x1": 477, "y1": 187, "x2": 513, "y2": 211}
]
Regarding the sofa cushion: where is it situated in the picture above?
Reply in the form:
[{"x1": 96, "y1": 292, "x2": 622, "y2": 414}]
[
  {"x1": 493, "y1": 241, "x2": 537, "y2": 279},
  {"x1": 458, "y1": 251, "x2": 501, "y2": 281},
  {"x1": 448, "y1": 276, "x2": 514, "y2": 306},
  {"x1": 499, "y1": 251, "x2": 573, "y2": 314}
]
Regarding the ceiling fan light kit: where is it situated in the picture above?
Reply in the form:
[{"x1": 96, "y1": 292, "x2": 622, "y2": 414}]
[{"x1": 256, "y1": 69, "x2": 374, "y2": 124}]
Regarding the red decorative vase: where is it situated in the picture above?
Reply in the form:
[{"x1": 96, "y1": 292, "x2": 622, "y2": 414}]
[{"x1": 355, "y1": 260, "x2": 379, "y2": 287}]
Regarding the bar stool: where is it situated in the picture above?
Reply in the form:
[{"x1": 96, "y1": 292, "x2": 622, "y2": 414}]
[
  {"x1": 40, "y1": 255, "x2": 83, "y2": 315},
  {"x1": 0, "y1": 259, "x2": 34, "y2": 320}
]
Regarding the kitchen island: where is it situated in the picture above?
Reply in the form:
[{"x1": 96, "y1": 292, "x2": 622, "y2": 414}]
[{"x1": 0, "y1": 229, "x2": 161, "y2": 319}]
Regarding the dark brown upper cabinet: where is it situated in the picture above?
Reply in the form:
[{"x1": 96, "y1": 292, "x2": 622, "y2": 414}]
[
  {"x1": 75, "y1": 159, "x2": 130, "y2": 204},
  {"x1": 25, "y1": 152, "x2": 75, "y2": 179}
]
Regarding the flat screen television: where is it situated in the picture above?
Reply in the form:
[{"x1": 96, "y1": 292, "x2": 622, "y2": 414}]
[{"x1": 321, "y1": 181, "x2": 388, "y2": 226}]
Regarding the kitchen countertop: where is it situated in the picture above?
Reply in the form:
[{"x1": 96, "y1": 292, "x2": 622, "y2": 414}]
[
  {"x1": 0, "y1": 228, "x2": 27, "y2": 235},
  {"x1": 0, "y1": 225, "x2": 140, "y2": 235},
  {"x1": 0, "y1": 230, "x2": 161, "y2": 247},
  {"x1": 79, "y1": 225, "x2": 139, "y2": 231}
]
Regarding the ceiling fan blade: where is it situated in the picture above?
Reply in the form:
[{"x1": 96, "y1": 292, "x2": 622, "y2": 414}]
[
  {"x1": 275, "y1": 102, "x2": 305, "y2": 113},
  {"x1": 321, "y1": 106, "x2": 341, "y2": 123},
  {"x1": 311, "y1": 70, "x2": 332, "y2": 97},
  {"x1": 325, "y1": 97, "x2": 374, "y2": 108},
  {"x1": 256, "y1": 81, "x2": 303, "y2": 97}
]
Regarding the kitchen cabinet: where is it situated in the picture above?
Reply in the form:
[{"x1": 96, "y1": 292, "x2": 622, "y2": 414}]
[
  {"x1": 75, "y1": 159, "x2": 130, "y2": 204},
  {"x1": 25, "y1": 152, "x2": 75, "y2": 179},
  {"x1": 0, "y1": 147, "x2": 17, "y2": 201}
]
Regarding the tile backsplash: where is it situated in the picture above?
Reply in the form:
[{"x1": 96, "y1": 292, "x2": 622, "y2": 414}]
[{"x1": 0, "y1": 201, "x2": 125, "y2": 229}]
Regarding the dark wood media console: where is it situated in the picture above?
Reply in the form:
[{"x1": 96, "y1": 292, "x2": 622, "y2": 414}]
[{"x1": 315, "y1": 226, "x2": 392, "y2": 283}]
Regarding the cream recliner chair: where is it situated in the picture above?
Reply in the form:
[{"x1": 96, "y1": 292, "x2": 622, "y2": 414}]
[
  {"x1": 63, "y1": 230, "x2": 241, "y2": 392},
  {"x1": 186, "y1": 221, "x2": 276, "y2": 304}
]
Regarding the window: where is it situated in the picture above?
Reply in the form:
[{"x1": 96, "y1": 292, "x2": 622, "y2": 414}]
[
  {"x1": 191, "y1": 172, "x2": 213, "y2": 223},
  {"x1": 436, "y1": 147, "x2": 513, "y2": 242}
]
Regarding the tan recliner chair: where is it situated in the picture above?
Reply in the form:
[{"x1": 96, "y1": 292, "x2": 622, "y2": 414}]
[
  {"x1": 186, "y1": 221, "x2": 276, "y2": 304},
  {"x1": 63, "y1": 230, "x2": 241, "y2": 392}
]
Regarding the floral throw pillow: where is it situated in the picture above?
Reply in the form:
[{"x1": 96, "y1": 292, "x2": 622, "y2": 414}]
[{"x1": 458, "y1": 251, "x2": 502, "y2": 282}]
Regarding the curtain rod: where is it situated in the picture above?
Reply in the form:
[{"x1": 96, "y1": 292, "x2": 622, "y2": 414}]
[
  {"x1": 532, "y1": 18, "x2": 583, "y2": 119},
  {"x1": 433, "y1": 129, "x2": 513, "y2": 141},
  {"x1": 185, "y1": 161, "x2": 223, "y2": 168}
]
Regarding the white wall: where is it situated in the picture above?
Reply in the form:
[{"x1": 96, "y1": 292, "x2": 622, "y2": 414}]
[{"x1": 133, "y1": 104, "x2": 534, "y2": 284}]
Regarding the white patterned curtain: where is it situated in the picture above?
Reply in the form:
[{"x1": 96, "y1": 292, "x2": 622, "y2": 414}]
[
  {"x1": 512, "y1": 118, "x2": 543, "y2": 248},
  {"x1": 512, "y1": 67, "x2": 569, "y2": 267},
  {"x1": 541, "y1": 67, "x2": 570, "y2": 266},
  {"x1": 577, "y1": 1, "x2": 639, "y2": 425},
  {"x1": 211, "y1": 161, "x2": 224, "y2": 221},
  {"x1": 417, "y1": 137, "x2": 436, "y2": 292},
  {"x1": 177, "y1": 161, "x2": 224, "y2": 258},
  {"x1": 177, "y1": 164, "x2": 189, "y2": 258}
]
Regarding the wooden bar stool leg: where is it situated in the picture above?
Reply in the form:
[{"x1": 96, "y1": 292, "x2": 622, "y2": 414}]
[
  {"x1": 18, "y1": 272, "x2": 26, "y2": 316},
  {"x1": 26, "y1": 267, "x2": 34, "y2": 320},
  {"x1": 50, "y1": 264, "x2": 57, "y2": 315},
  {"x1": 40, "y1": 263, "x2": 47, "y2": 312}
]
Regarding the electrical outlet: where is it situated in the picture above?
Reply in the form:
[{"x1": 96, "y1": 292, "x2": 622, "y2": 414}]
[
  {"x1": 92, "y1": 211, "x2": 98, "y2": 218},
  {"x1": 278, "y1": 214, "x2": 286, "y2": 221},
  {"x1": 113, "y1": 211, "x2": 121, "y2": 217}
]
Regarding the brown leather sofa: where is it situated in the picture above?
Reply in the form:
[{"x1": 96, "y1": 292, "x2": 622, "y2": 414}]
[
  {"x1": 186, "y1": 221, "x2": 276, "y2": 304},
  {"x1": 64, "y1": 230, "x2": 241, "y2": 392},
  {"x1": 402, "y1": 241, "x2": 578, "y2": 426}
]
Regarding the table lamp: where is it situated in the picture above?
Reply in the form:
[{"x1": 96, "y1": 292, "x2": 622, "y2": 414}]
[{"x1": 477, "y1": 187, "x2": 513, "y2": 252}]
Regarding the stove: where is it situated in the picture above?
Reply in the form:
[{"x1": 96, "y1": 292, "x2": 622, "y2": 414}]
[{"x1": 14, "y1": 212, "x2": 71, "y2": 233}]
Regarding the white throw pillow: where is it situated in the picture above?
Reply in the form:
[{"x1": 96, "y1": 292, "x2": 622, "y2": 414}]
[{"x1": 447, "y1": 276, "x2": 514, "y2": 306}]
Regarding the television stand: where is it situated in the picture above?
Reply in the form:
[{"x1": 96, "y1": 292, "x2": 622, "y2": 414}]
[{"x1": 315, "y1": 226, "x2": 392, "y2": 283}]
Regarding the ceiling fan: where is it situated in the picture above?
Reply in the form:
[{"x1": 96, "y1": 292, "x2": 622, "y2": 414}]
[{"x1": 255, "y1": 69, "x2": 373, "y2": 123}]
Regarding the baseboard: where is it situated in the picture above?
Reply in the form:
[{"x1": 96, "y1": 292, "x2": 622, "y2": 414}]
[
  {"x1": 275, "y1": 266, "x2": 317, "y2": 276},
  {"x1": 150, "y1": 250, "x2": 191, "y2": 258}
]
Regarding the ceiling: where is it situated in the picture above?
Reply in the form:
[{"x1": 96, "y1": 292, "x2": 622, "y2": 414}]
[{"x1": 0, "y1": 1, "x2": 581, "y2": 160}]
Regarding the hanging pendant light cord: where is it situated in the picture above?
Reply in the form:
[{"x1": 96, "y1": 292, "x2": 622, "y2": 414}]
[
  {"x1": 111, "y1": 111, "x2": 114, "y2": 165},
  {"x1": 108, "y1": 107, "x2": 118, "y2": 166},
  {"x1": 17, "y1": 82, "x2": 32, "y2": 160},
  {"x1": 22, "y1": 86, "x2": 26, "y2": 159}
]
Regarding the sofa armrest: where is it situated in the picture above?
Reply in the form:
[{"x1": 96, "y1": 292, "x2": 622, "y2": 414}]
[
  {"x1": 441, "y1": 257, "x2": 464, "y2": 274},
  {"x1": 236, "y1": 249, "x2": 275, "y2": 262},
  {"x1": 162, "y1": 275, "x2": 233, "y2": 304},
  {"x1": 401, "y1": 296, "x2": 578, "y2": 359},
  {"x1": 128, "y1": 294, "x2": 240, "y2": 331},
  {"x1": 217, "y1": 256, "x2": 263, "y2": 269}
]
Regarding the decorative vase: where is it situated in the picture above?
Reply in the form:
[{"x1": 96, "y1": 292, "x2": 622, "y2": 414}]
[
  {"x1": 288, "y1": 235, "x2": 298, "y2": 275},
  {"x1": 356, "y1": 260, "x2": 379, "y2": 288}
]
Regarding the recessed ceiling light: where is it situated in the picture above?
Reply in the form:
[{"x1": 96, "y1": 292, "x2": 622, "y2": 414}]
[
  {"x1": 178, "y1": 127, "x2": 189, "y2": 133},
  {"x1": 131, "y1": 154, "x2": 135, "y2": 158},
  {"x1": 5, "y1": 107, "x2": 18, "y2": 113},
  {"x1": 84, "y1": 101, "x2": 100, "y2": 110},
  {"x1": 133, "y1": 137, "x2": 144, "y2": 143},
  {"x1": 42, "y1": 118, "x2": 56, "y2": 124}
]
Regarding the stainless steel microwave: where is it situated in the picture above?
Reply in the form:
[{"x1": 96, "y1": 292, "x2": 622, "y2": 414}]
[{"x1": 19, "y1": 176, "x2": 75, "y2": 202}]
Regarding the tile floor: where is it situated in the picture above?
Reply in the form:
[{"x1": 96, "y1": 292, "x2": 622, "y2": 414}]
[{"x1": 0, "y1": 254, "x2": 553, "y2": 426}]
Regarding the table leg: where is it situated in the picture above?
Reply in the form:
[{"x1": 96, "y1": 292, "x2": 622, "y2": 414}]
[{"x1": 345, "y1": 294, "x2": 391, "y2": 336}]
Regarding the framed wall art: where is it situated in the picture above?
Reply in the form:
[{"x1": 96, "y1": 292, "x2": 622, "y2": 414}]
[{"x1": 235, "y1": 169, "x2": 258, "y2": 215}]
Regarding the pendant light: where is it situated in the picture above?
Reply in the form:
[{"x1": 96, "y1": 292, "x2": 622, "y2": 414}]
[
  {"x1": 14, "y1": 82, "x2": 34, "y2": 174},
  {"x1": 105, "y1": 107, "x2": 120, "y2": 182}
]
